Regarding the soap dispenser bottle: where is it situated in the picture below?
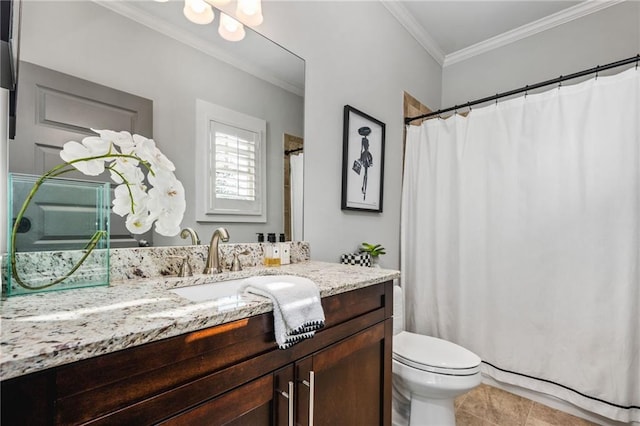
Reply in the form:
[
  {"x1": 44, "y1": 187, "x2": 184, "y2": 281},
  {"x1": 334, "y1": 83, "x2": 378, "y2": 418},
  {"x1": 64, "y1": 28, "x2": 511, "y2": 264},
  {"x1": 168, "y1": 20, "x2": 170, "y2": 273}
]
[
  {"x1": 279, "y1": 233, "x2": 291, "y2": 265},
  {"x1": 264, "y1": 233, "x2": 281, "y2": 267}
]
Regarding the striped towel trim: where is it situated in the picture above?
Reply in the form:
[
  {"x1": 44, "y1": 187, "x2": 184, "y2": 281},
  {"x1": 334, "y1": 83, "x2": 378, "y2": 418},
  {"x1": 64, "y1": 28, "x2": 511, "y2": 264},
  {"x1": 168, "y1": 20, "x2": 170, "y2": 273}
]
[{"x1": 279, "y1": 320, "x2": 325, "y2": 349}]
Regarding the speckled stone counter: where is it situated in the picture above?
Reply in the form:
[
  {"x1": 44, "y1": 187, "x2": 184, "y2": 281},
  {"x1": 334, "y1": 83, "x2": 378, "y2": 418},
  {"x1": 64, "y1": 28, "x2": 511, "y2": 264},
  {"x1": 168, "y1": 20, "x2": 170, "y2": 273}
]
[{"x1": 1, "y1": 261, "x2": 399, "y2": 381}]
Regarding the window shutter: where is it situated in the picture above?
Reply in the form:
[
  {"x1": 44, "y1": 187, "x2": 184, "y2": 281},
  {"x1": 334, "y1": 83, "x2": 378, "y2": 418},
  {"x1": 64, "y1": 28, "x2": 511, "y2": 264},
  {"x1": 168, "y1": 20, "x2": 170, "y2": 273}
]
[{"x1": 213, "y1": 123, "x2": 257, "y2": 202}]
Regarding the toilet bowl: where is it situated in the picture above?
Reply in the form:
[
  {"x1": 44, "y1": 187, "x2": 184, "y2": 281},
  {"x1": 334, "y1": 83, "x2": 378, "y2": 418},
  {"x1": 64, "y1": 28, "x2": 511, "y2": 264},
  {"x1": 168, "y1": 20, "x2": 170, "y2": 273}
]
[{"x1": 392, "y1": 286, "x2": 481, "y2": 426}]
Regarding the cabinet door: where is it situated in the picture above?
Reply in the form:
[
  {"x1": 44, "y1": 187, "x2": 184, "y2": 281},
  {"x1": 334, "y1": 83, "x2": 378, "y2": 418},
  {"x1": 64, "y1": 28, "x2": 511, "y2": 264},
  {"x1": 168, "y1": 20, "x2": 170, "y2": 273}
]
[
  {"x1": 274, "y1": 365, "x2": 296, "y2": 426},
  {"x1": 296, "y1": 320, "x2": 391, "y2": 426}
]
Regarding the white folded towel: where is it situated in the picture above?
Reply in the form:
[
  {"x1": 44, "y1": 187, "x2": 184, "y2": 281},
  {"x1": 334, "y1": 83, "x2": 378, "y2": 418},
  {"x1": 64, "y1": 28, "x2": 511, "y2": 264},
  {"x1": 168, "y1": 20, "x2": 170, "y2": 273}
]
[{"x1": 241, "y1": 275, "x2": 325, "y2": 349}]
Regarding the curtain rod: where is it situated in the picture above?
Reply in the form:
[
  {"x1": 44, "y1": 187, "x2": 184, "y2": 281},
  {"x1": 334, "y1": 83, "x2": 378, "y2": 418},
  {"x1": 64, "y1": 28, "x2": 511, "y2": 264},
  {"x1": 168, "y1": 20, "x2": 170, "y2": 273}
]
[
  {"x1": 284, "y1": 147, "x2": 303, "y2": 155},
  {"x1": 405, "y1": 54, "x2": 640, "y2": 125}
]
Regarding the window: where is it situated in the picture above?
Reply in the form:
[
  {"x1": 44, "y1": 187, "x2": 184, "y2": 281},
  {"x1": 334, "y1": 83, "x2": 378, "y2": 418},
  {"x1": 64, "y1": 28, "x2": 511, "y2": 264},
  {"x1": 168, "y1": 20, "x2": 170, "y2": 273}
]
[
  {"x1": 195, "y1": 99, "x2": 267, "y2": 223},
  {"x1": 214, "y1": 122, "x2": 257, "y2": 202}
]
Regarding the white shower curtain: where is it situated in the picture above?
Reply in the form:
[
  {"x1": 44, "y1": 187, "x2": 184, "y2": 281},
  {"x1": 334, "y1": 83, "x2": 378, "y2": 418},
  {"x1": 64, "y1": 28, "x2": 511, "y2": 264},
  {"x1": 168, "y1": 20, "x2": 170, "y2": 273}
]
[
  {"x1": 401, "y1": 68, "x2": 639, "y2": 423},
  {"x1": 290, "y1": 153, "x2": 304, "y2": 241}
]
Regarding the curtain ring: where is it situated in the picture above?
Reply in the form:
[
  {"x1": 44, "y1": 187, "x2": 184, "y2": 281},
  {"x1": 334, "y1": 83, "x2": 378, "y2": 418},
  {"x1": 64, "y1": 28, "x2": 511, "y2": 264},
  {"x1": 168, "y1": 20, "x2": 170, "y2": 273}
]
[
  {"x1": 495, "y1": 95, "x2": 499, "y2": 106},
  {"x1": 595, "y1": 66, "x2": 600, "y2": 80},
  {"x1": 636, "y1": 55, "x2": 639, "y2": 70},
  {"x1": 466, "y1": 102, "x2": 472, "y2": 112},
  {"x1": 558, "y1": 76, "x2": 563, "y2": 88},
  {"x1": 524, "y1": 85, "x2": 529, "y2": 98}
]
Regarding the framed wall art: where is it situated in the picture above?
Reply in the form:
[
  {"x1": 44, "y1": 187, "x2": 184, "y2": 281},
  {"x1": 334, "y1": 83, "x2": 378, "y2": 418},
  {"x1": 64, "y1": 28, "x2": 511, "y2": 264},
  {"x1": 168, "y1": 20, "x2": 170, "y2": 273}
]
[{"x1": 341, "y1": 105, "x2": 385, "y2": 212}]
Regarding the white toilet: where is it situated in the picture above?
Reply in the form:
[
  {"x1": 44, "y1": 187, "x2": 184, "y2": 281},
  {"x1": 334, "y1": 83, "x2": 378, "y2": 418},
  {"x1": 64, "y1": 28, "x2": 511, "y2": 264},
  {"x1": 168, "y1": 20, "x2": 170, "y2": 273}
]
[{"x1": 392, "y1": 285, "x2": 481, "y2": 426}]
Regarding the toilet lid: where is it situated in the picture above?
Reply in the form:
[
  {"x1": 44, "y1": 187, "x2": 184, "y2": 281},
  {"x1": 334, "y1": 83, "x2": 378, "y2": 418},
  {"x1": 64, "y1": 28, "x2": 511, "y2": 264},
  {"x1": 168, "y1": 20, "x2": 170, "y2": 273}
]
[{"x1": 393, "y1": 331, "x2": 481, "y2": 375}]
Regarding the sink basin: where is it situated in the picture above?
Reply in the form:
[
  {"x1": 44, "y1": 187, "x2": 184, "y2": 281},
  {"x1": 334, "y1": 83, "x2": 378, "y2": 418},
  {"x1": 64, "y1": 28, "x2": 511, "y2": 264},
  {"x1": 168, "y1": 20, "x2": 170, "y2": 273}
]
[
  {"x1": 170, "y1": 278, "x2": 247, "y2": 302},
  {"x1": 170, "y1": 275, "x2": 310, "y2": 303}
]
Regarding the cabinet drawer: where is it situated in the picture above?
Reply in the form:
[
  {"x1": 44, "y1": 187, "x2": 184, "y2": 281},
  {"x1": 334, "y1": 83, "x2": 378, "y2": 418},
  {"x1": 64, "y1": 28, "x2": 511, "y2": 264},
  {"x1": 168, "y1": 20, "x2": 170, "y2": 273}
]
[
  {"x1": 56, "y1": 315, "x2": 275, "y2": 424},
  {"x1": 159, "y1": 374, "x2": 274, "y2": 426}
]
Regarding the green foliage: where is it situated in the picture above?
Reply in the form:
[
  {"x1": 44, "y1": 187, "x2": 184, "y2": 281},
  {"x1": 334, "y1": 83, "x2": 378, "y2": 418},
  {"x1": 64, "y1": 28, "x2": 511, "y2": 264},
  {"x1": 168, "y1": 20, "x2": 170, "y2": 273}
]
[{"x1": 359, "y1": 242, "x2": 386, "y2": 258}]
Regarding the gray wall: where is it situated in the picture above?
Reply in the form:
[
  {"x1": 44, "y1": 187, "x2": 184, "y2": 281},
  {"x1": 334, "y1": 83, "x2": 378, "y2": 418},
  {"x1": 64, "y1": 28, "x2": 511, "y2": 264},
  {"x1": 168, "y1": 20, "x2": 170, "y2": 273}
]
[
  {"x1": 17, "y1": 1, "x2": 304, "y2": 245},
  {"x1": 442, "y1": 2, "x2": 640, "y2": 107},
  {"x1": 253, "y1": 1, "x2": 443, "y2": 269}
]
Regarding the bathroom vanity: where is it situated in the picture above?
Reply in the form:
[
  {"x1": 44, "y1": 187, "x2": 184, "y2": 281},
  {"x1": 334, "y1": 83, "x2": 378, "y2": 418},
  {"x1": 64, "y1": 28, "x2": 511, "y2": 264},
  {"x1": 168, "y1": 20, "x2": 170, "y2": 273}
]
[{"x1": 1, "y1": 260, "x2": 398, "y2": 425}]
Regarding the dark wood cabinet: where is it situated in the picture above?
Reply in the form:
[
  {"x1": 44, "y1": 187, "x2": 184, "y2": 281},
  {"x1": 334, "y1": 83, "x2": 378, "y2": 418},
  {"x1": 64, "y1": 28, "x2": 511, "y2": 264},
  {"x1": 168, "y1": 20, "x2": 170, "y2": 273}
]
[
  {"x1": 1, "y1": 281, "x2": 393, "y2": 425},
  {"x1": 295, "y1": 321, "x2": 390, "y2": 426}
]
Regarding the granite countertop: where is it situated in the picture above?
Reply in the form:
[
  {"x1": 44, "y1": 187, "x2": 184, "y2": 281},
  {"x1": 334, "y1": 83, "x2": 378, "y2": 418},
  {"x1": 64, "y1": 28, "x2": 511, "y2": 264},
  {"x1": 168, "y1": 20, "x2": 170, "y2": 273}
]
[{"x1": 0, "y1": 261, "x2": 399, "y2": 381}]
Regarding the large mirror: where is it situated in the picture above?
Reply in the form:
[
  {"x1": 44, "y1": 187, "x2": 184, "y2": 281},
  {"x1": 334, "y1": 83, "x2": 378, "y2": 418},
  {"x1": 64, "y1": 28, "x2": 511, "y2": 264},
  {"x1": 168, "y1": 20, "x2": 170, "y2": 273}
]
[{"x1": 9, "y1": 0, "x2": 305, "y2": 247}]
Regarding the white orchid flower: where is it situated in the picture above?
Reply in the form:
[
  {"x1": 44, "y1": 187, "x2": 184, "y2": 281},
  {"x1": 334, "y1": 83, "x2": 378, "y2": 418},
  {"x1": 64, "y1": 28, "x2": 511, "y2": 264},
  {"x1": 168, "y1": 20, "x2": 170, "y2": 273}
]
[
  {"x1": 112, "y1": 189, "x2": 133, "y2": 217},
  {"x1": 148, "y1": 174, "x2": 185, "y2": 211},
  {"x1": 82, "y1": 136, "x2": 112, "y2": 155},
  {"x1": 146, "y1": 171, "x2": 185, "y2": 237},
  {"x1": 154, "y1": 216, "x2": 182, "y2": 237},
  {"x1": 110, "y1": 160, "x2": 144, "y2": 185},
  {"x1": 57, "y1": 129, "x2": 184, "y2": 237},
  {"x1": 92, "y1": 129, "x2": 135, "y2": 150},
  {"x1": 112, "y1": 183, "x2": 148, "y2": 217},
  {"x1": 134, "y1": 136, "x2": 176, "y2": 172},
  {"x1": 125, "y1": 212, "x2": 153, "y2": 234},
  {"x1": 60, "y1": 136, "x2": 111, "y2": 176}
]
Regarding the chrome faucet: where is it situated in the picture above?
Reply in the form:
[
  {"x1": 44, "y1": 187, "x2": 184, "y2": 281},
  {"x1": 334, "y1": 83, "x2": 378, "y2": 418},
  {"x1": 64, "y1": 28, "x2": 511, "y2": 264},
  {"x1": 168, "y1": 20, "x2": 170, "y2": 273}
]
[
  {"x1": 180, "y1": 227, "x2": 201, "y2": 245},
  {"x1": 204, "y1": 227, "x2": 230, "y2": 274}
]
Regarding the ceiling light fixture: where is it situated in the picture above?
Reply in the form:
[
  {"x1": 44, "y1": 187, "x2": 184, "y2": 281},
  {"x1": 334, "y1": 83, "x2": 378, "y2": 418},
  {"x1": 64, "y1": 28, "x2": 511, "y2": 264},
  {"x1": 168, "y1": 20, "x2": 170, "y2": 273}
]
[{"x1": 154, "y1": 0, "x2": 262, "y2": 42}]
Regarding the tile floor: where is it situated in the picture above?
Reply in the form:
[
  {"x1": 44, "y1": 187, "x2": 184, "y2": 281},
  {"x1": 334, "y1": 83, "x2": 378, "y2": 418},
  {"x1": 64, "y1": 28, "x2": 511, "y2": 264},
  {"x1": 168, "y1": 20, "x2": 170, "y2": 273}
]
[{"x1": 454, "y1": 384, "x2": 598, "y2": 426}]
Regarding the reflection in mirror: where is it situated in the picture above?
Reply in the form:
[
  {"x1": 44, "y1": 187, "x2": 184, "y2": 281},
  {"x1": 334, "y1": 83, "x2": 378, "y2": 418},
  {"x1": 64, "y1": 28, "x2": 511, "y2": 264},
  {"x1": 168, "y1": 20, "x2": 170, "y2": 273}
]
[
  {"x1": 284, "y1": 134, "x2": 304, "y2": 241},
  {"x1": 194, "y1": 99, "x2": 267, "y2": 223},
  {"x1": 9, "y1": 0, "x2": 304, "y2": 246}
]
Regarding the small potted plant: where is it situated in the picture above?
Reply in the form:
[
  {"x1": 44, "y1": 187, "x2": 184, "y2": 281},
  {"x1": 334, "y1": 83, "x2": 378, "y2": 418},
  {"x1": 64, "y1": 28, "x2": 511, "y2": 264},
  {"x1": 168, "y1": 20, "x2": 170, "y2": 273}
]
[{"x1": 360, "y1": 242, "x2": 386, "y2": 267}]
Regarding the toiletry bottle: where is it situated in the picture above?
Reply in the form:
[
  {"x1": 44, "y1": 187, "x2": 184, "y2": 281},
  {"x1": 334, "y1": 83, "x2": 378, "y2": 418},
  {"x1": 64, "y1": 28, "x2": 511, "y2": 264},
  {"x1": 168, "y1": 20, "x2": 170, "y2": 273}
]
[
  {"x1": 263, "y1": 234, "x2": 271, "y2": 266},
  {"x1": 264, "y1": 233, "x2": 281, "y2": 267},
  {"x1": 280, "y1": 243, "x2": 291, "y2": 265},
  {"x1": 279, "y1": 233, "x2": 291, "y2": 265}
]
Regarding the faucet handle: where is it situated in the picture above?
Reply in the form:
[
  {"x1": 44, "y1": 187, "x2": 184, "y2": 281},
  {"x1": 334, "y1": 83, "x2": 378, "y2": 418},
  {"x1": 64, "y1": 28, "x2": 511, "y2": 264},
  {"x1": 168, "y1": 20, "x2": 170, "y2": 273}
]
[
  {"x1": 231, "y1": 253, "x2": 242, "y2": 272},
  {"x1": 178, "y1": 255, "x2": 193, "y2": 277}
]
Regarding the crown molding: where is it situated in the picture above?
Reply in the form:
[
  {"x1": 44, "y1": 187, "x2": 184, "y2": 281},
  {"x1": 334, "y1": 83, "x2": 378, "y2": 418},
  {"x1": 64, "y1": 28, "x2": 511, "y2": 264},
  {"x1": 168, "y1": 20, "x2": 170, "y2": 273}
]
[
  {"x1": 382, "y1": 0, "x2": 625, "y2": 69},
  {"x1": 443, "y1": 0, "x2": 626, "y2": 67},
  {"x1": 381, "y1": 1, "x2": 445, "y2": 66},
  {"x1": 93, "y1": 1, "x2": 304, "y2": 97}
]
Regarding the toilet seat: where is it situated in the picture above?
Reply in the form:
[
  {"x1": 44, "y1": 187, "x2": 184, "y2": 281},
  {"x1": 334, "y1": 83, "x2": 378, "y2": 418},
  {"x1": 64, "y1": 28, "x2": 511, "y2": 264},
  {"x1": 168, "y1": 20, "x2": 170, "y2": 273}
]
[{"x1": 393, "y1": 331, "x2": 481, "y2": 376}]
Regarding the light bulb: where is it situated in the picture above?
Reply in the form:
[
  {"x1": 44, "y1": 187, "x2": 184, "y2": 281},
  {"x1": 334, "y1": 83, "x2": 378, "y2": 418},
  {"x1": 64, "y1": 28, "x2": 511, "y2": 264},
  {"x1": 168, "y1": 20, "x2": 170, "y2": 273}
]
[
  {"x1": 219, "y1": 13, "x2": 246, "y2": 42},
  {"x1": 190, "y1": 0, "x2": 206, "y2": 14},
  {"x1": 236, "y1": 0, "x2": 263, "y2": 27},
  {"x1": 183, "y1": 0, "x2": 214, "y2": 25},
  {"x1": 222, "y1": 14, "x2": 240, "y2": 32}
]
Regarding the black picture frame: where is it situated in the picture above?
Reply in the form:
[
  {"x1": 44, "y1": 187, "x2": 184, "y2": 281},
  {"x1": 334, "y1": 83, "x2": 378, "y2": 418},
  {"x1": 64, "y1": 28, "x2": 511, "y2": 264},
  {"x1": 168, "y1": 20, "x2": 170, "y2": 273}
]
[{"x1": 341, "y1": 105, "x2": 385, "y2": 212}]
